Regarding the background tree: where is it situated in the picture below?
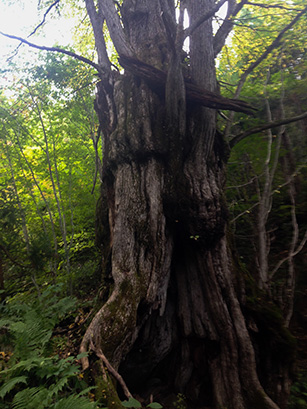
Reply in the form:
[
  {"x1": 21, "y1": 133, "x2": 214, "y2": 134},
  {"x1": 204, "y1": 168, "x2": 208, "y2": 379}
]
[{"x1": 0, "y1": 53, "x2": 99, "y2": 295}]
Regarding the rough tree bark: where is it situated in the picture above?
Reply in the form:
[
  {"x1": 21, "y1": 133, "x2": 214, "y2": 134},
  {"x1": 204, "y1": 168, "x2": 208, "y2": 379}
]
[{"x1": 79, "y1": 1, "x2": 299, "y2": 408}]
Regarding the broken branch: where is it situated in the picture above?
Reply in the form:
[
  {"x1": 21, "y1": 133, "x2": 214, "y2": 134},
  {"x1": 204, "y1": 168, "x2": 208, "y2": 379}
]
[{"x1": 119, "y1": 55, "x2": 256, "y2": 114}]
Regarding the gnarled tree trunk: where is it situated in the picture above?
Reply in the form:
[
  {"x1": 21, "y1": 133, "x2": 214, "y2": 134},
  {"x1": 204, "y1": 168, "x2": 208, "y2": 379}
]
[{"x1": 80, "y1": 1, "x2": 291, "y2": 408}]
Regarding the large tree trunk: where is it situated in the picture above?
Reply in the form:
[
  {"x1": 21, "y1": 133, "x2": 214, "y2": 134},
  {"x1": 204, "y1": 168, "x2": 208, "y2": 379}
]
[{"x1": 81, "y1": 1, "x2": 290, "y2": 408}]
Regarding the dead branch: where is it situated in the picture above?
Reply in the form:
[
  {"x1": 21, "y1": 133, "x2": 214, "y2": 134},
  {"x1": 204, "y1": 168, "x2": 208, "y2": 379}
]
[
  {"x1": 119, "y1": 55, "x2": 256, "y2": 114},
  {"x1": 229, "y1": 111, "x2": 307, "y2": 147}
]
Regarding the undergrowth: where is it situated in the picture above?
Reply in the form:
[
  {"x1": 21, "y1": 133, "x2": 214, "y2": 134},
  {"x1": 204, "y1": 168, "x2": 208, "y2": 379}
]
[
  {"x1": 0, "y1": 285, "x2": 98, "y2": 409},
  {"x1": 288, "y1": 372, "x2": 307, "y2": 409}
]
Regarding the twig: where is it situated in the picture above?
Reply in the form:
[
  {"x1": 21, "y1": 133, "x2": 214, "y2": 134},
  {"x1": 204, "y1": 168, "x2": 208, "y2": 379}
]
[
  {"x1": 246, "y1": 2, "x2": 304, "y2": 11},
  {"x1": 226, "y1": 175, "x2": 258, "y2": 189},
  {"x1": 7, "y1": 0, "x2": 60, "y2": 61},
  {"x1": 29, "y1": 0, "x2": 60, "y2": 37}
]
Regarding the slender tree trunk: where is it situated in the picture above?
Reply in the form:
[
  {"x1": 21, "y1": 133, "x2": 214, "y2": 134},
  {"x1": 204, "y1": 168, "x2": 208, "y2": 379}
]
[{"x1": 0, "y1": 254, "x2": 4, "y2": 302}]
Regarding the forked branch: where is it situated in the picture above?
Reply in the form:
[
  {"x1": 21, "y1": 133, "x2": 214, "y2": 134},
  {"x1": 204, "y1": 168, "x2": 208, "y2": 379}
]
[
  {"x1": 7, "y1": 0, "x2": 60, "y2": 60},
  {"x1": 214, "y1": 0, "x2": 248, "y2": 57},
  {"x1": 29, "y1": 0, "x2": 60, "y2": 37},
  {"x1": 270, "y1": 230, "x2": 307, "y2": 279},
  {"x1": 184, "y1": 0, "x2": 228, "y2": 39},
  {"x1": 98, "y1": 0, "x2": 134, "y2": 57}
]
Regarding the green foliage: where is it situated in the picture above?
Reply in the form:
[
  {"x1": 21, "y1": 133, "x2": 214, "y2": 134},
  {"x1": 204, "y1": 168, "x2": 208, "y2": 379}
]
[
  {"x1": 0, "y1": 286, "x2": 98, "y2": 409},
  {"x1": 288, "y1": 372, "x2": 307, "y2": 409},
  {"x1": 121, "y1": 398, "x2": 162, "y2": 409},
  {"x1": 0, "y1": 50, "x2": 99, "y2": 293},
  {"x1": 173, "y1": 393, "x2": 187, "y2": 409},
  {"x1": 0, "y1": 284, "x2": 76, "y2": 359},
  {"x1": 122, "y1": 398, "x2": 142, "y2": 408}
]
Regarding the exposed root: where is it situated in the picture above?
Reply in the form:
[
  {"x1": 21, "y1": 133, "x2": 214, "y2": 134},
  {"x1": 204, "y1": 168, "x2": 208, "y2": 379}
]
[{"x1": 90, "y1": 340, "x2": 133, "y2": 399}]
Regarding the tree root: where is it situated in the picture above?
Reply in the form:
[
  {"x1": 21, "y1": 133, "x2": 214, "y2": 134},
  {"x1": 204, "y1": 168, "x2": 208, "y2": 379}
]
[{"x1": 90, "y1": 340, "x2": 133, "y2": 400}]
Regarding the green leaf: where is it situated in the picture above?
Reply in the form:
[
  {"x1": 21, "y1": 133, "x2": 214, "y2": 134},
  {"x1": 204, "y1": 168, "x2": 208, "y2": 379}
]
[
  {"x1": 147, "y1": 403, "x2": 163, "y2": 409},
  {"x1": 122, "y1": 398, "x2": 142, "y2": 408},
  {"x1": 76, "y1": 352, "x2": 89, "y2": 360}
]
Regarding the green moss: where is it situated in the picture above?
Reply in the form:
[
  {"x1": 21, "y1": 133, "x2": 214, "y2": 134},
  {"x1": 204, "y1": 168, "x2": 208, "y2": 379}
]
[
  {"x1": 95, "y1": 371, "x2": 123, "y2": 409},
  {"x1": 100, "y1": 279, "x2": 143, "y2": 359}
]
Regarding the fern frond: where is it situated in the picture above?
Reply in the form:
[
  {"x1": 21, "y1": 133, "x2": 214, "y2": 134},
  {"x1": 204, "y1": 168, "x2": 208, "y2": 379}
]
[
  {"x1": 53, "y1": 395, "x2": 98, "y2": 409},
  {"x1": 48, "y1": 376, "x2": 70, "y2": 397},
  {"x1": 12, "y1": 386, "x2": 49, "y2": 409},
  {"x1": 4, "y1": 357, "x2": 45, "y2": 374},
  {"x1": 0, "y1": 376, "x2": 28, "y2": 399},
  {"x1": 76, "y1": 386, "x2": 97, "y2": 397}
]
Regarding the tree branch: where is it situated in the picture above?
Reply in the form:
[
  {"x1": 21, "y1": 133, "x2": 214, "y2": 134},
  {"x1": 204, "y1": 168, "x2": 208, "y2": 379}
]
[
  {"x1": 184, "y1": 0, "x2": 228, "y2": 39},
  {"x1": 270, "y1": 230, "x2": 307, "y2": 279},
  {"x1": 29, "y1": 0, "x2": 60, "y2": 37},
  {"x1": 0, "y1": 243, "x2": 28, "y2": 269},
  {"x1": 85, "y1": 0, "x2": 111, "y2": 72},
  {"x1": 0, "y1": 31, "x2": 102, "y2": 74},
  {"x1": 234, "y1": 4, "x2": 307, "y2": 98},
  {"x1": 229, "y1": 111, "x2": 307, "y2": 147},
  {"x1": 246, "y1": 2, "x2": 304, "y2": 11},
  {"x1": 214, "y1": 0, "x2": 248, "y2": 57},
  {"x1": 159, "y1": 0, "x2": 177, "y2": 51},
  {"x1": 98, "y1": 0, "x2": 134, "y2": 57},
  {"x1": 7, "y1": 0, "x2": 61, "y2": 61},
  {"x1": 224, "y1": 5, "x2": 307, "y2": 137}
]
